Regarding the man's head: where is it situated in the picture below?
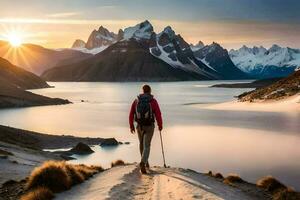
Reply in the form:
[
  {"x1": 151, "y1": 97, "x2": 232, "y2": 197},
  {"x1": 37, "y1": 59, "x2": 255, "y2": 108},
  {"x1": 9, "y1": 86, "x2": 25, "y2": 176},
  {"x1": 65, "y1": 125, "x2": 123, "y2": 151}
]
[{"x1": 142, "y1": 84, "x2": 151, "y2": 94}]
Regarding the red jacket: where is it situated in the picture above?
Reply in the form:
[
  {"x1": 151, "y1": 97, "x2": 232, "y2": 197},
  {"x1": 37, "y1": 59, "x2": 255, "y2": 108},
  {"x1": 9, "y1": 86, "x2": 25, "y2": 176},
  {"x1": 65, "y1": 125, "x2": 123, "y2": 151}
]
[{"x1": 129, "y1": 96, "x2": 163, "y2": 129}]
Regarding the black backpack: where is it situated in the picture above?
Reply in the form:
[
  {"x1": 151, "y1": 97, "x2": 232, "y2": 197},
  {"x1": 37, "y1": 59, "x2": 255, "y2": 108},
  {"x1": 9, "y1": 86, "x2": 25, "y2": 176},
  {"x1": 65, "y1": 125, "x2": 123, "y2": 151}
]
[{"x1": 135, "y1": 94, "x2": 154, "y2": 126}]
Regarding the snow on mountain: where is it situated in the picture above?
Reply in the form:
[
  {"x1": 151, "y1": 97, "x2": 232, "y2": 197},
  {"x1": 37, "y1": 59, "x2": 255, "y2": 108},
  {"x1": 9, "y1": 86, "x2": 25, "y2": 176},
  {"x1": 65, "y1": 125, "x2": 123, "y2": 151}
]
[
  {"x1": 85, "y1": 26, "x2": 119, "y2": 49},
  {"x1": 229, "y1": 45, "x2": 300, "y2": 78},
  {"x1": 71, "y1": 46, "x2": 109, "y2": 55},
  {"x1": 192, "y1": 42, "x2": 249, "y2": 79},
  {"x1": 149, "y1": 26, "x2": 219, "y2": 79},
  {"x1": 123, "y1": 20, "x2": 153, "y2": 41}
]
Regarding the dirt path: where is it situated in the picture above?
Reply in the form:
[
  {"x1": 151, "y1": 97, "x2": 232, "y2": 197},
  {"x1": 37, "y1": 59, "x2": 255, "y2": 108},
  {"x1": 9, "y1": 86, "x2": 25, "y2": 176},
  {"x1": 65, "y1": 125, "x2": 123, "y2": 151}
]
[{"x1": 55, "y1": 164, "x2": 269, "y2": 200}]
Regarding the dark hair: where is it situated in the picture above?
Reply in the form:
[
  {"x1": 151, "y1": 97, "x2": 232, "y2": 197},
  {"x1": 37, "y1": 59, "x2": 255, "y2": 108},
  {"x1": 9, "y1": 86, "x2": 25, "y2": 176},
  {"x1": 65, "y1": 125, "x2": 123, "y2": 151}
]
[{"x1": 142, "y1": 84, "x2": 151, "y2": 94}]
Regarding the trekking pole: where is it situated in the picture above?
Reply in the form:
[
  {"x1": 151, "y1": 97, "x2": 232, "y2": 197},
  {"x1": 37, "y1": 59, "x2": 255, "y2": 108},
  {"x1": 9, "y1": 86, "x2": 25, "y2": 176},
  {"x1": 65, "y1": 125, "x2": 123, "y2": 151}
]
[{"x1": 159, "y1": 130, "x2": 167, "y2": 168}]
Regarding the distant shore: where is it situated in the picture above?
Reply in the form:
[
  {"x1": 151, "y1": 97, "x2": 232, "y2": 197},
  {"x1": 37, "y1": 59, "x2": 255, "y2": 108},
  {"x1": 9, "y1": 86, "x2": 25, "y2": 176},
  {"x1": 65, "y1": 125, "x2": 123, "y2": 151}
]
[{"x1": 204, "y1": 94, "x2": 300, "y2": 113}]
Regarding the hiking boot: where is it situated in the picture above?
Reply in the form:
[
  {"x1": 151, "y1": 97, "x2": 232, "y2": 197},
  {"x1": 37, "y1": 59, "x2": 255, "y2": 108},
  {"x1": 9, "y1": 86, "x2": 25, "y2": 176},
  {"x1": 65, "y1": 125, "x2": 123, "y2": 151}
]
[
  {"x1": 145, "y1": 162, "x2": 150, "y2": 169},
  {"x1": 140, "y1": 162, "x2": 147, "y2": 174}
]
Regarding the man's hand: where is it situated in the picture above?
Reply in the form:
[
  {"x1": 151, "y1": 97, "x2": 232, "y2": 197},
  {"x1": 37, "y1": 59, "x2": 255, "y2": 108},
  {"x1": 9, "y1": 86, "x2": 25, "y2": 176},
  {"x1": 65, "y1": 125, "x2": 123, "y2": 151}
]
[
  {"x1": 130, "y1": 127, "x2": 135, "y2": 134},
  {"x1": 159, "y1": 126, "x2": 163, "y2": 131}
]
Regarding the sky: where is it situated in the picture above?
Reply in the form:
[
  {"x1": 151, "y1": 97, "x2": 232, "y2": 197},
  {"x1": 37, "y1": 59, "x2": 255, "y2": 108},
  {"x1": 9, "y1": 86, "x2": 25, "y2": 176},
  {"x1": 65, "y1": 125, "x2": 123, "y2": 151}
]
[{"x1": 0, "y1": 0, "x2": 299, "y2": 49}]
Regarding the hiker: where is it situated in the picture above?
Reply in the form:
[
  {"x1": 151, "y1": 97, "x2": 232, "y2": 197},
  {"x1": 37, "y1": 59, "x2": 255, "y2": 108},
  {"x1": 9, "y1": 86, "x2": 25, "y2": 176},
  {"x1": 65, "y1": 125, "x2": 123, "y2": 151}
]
[{"x1": 129, "y1": 84, "x2": 163, "y2": 174}]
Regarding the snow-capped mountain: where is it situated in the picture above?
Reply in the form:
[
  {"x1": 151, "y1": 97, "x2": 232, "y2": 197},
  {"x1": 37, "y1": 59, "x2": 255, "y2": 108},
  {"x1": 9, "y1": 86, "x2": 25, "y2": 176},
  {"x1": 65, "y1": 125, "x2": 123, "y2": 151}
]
[
  {"x1": 149, "y1": 26, "x2": 219, "y2": 79},
  {"x1": 63, "y1": 20, "x2": 249, "y2": 81},
  {"x1": 192, "y1": 42, "x2": 248, "y2": 79},
  {"x1": 229, "y1": 45, "x2": 300, "y2": 78},
  {"x1": 85, "y1": 26, "x2": 120, "y2": 49},
  {"x1": 123, "y1": 20, "x2": 153, "y2": 41}
]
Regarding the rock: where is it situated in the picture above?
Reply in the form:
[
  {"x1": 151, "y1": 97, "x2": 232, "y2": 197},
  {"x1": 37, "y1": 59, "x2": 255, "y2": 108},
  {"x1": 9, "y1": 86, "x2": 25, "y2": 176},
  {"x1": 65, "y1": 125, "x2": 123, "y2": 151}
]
[
  {"x1": 69, "y1": 142, "x2": 94, "y2": 154},
  {"x1": 100, "y1": 138, "x2": 119, "y2": 146},
  {"x1": 118, "y1": 142, "x2": 123, "y2": 145},
  {"x1": 124, "y1": 142, "x2": 130, "y2": 145}
]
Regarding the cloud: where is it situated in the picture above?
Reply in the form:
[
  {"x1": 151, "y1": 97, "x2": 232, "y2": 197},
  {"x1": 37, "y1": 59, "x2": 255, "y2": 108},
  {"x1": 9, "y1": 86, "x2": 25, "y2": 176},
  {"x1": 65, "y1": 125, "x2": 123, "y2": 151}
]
[{"x1": 46, "y1": 12, "x2": 81, "y2": 18}]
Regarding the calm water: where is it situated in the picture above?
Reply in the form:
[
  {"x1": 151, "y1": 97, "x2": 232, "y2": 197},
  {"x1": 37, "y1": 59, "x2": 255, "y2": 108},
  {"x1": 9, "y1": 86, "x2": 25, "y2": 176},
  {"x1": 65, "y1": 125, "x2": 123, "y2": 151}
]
[{"x1": 0, "y1": 81, "x2": 299, "y2": 189}]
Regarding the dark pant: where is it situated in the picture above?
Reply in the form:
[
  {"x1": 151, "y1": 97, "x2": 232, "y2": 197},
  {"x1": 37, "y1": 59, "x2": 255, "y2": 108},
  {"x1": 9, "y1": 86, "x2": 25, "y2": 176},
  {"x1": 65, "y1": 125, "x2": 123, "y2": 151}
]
[{"x1": 137, "y1": 124, "x2": 154, "y2": 164}]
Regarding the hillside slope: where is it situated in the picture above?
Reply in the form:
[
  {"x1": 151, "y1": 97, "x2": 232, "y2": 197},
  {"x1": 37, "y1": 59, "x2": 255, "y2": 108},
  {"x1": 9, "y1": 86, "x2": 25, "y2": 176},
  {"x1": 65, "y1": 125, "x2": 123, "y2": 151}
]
[
  {"x1": 0, "y1": 41, "x2": 91, "y2": 75},
  {"x1": 0, "y1": 57, "x2": 49, "y2": 89},
  {"x1": 238, "y1": 70, "x2": 300, "y2": 102}
]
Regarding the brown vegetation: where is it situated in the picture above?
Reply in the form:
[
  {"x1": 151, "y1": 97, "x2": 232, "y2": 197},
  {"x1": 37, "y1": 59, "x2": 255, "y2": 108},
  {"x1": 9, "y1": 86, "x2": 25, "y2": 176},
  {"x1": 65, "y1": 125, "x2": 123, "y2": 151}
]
[
  {"x1": 238, "y1": 70, "x2": 300, "y2": 102},
  {"x1": 111, "y1": 159, "x2": 125, "y2": 167},
  {"x1": 21, "y1": 161, "x2": 103, "y2": 200},
  {"x1": 20, "y1": 187, "x2": 54, "y2": 200},
  {"x1": 224, "y1": 174, "x2": 244, "y2": 185},
  {"x1": 257, "y1": 176, "x2": 300, "y2": 200}
]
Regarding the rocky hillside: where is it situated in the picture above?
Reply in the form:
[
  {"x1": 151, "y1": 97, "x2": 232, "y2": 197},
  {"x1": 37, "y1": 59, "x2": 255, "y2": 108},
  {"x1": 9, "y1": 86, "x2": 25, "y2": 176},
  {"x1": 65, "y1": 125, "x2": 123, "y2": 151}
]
[
  {"x1": 0, "y1": 57, "x2": 49, "y2": 89},
  {"x1": 0, "y1": 80, "x2": 70, "y2": 108},
  {"x1": 0, "y1": 57, "x2": 70, "y2": 108},
  {"x1": 238, "y1": 69, "x2": 300, "y2": 102},
  {"x1": 229, "y1": 45, "x2": 299, "y2": 79},
  {"x1": 0, "y1": 41, "x2": 91, "y2": 75}
]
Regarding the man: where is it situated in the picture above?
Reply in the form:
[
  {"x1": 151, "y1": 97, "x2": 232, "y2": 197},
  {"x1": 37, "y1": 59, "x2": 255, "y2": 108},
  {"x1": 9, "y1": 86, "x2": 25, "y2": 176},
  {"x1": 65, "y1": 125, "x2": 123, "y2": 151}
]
[{"x1": 129, "y1": 84, "x2": 163, "y2": 174}]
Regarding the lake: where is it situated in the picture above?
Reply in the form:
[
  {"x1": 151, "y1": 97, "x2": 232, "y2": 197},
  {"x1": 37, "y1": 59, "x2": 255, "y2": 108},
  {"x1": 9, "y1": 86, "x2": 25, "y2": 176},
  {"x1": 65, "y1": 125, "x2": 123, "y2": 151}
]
[{"x1": 0, "y1": 81, "x2": 299, "y2": 190}]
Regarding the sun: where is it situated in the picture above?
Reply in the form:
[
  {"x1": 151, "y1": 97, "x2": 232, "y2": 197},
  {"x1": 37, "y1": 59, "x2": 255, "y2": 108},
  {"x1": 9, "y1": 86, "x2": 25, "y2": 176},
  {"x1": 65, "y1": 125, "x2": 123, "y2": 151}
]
[{"x1": 6, "y1": 32, "x2": 23, "y2": 47}]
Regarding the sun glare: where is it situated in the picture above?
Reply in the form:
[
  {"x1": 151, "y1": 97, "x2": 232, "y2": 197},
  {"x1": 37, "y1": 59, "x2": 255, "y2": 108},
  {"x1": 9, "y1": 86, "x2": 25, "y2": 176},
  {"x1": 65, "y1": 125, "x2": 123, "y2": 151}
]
[{"x1": 6, "y1": 32, "x2": 23, "y2": 47}]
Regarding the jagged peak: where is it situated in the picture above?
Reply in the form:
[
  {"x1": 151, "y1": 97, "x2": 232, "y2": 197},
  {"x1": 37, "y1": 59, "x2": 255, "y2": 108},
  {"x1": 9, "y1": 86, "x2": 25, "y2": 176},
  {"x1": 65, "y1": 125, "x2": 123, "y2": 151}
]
[{"x1": 123, "y1": 20, "x2": 154, "y2": 40}]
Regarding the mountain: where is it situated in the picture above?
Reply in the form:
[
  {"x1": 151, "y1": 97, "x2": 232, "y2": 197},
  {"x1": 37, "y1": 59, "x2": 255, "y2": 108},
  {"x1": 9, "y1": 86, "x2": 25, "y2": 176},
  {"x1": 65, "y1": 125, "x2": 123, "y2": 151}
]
[
  {"x1": 238, "y1": 69, "x2": 300, "y2": 102},
  {"x1": 229, "y1": 45, "x2": 300, "y2": 79},
  {"x1": 192, "y1": 42, "x2": 249, "y2": 79},
  {"x1": 0, "y1": 57, "x2": 49, "y2": 89},
  {"x1": 149, "y1": 26, "x2": 220, "y2": 79},
  {"x1": 85, "y1": 26, "x2": 118, "y2": 49},
  {"x1": 190, "y1": 41, "x2": 204, "y2": 51},
  {"x1": 42, "y1": 21, "x2": 222, "y2": 81},
  {"x1": 0, "y1": 57, "x2": 70, "y2": 108},
  {"x1": 72, "y1": 39, "x2": 86, "y2": 48},
  {"x1": 0, "y1": 40, "x2": 92, "y2": 75},
  {"x1": 42, "y1": 39, "x2": 207, "y2": 81}
]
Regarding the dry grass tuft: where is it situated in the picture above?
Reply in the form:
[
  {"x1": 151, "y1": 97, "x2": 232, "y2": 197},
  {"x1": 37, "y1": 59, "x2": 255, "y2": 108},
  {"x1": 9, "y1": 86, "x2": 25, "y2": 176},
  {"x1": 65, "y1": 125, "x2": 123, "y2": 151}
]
[
  {"x1": 214, "y1": 173, "x2": 224, "y2": 179},
  {"x1": 74, "y1": 164, "x2": 97, "y2": 179},
  {"x1": 21, "y1": 187, "x2": 54, "y2": 200},
  {"x1": 273, "y1": 188, "x2": 300, "y2": 200},
  {"x1": 224, "y1": 174, "x2": 244, "y2": 185},
  {"x1": 90, "y1": 165, "x2": 104, "y2": 172},
  {"x1": 26, "y1": 161, "x2": 103, "y2": 194},
  {"x1": 64, "y1": 164, "x2": 85, "y2": 185},
  {"x1": 256, "y1": 176, "x2": 300, "y2": 200},
  {"x1": 256, "y1": 176, "x2": 286, "y2": 193},
  {"x1": 26, "y1": 161, "x2": 71, "y2": 192},
  {"x1": 111, "y1": 159, "x2": 125, "y2": 167}
]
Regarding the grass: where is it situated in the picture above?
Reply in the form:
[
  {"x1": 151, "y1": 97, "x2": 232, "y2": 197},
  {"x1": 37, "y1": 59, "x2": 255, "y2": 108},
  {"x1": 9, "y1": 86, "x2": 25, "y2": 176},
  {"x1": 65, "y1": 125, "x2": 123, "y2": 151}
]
[
  {"x1": 206, "y1": 171, "x2": 223, "y2": 179},
  {"x1": 111, "y1": 159, "x2": 125, "y2": 167},
  {"x1": 257, "y1": 176, "x2": 287, "y2": 193},
  {"x1": 26, "y1": 161, "x2": 71, "y2": 193},
  {"x1": 257, "y1": 176, "x2": 300, "y2": 200},
  {"x1": 223, "y1": 174, "x2": 244, "y2": 185},
  {"x1": 20, "y1": 187, "x2": 54, "y2": 200},
  {"x1": 22, "y1": 161, "x2": 103, "y2": 200}
]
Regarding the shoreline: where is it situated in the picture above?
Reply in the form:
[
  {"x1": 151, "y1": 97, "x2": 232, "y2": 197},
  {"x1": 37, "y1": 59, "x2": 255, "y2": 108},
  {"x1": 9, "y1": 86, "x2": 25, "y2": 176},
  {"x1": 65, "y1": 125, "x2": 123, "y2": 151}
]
[{"x1": 203, "y1": 94, "x2": 300, "y2": 113}]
